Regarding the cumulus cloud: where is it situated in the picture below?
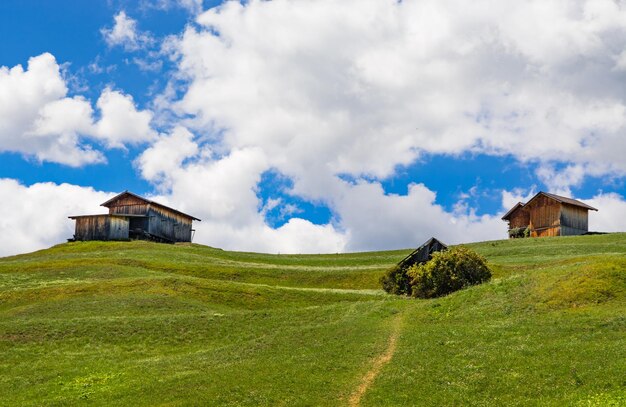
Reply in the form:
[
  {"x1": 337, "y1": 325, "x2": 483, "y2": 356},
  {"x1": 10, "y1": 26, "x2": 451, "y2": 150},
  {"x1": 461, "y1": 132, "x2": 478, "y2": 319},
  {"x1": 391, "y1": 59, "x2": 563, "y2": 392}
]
[
  {"x1": 93, "y1": 88, "x2": 157, "y2": 148},
  {"x1": 168, "y1": 0, "x2": 626, "y2": 198},
  {"x1": 101, "y1": 11, "x2": 154, "y2": 51},
  {"x1": 331, "y1": 181, "x2": 504, "y2": 251},
  {"x1": 136, "y1": 126, "x2": 198, "y2": 184},
  {"x1": 136, "y1": 146, "x2": 351, "y2": 253},
  {"x1": 535, "y1": 164, "x2": 586, "y2": 196},
  {"x1": 0, "y1": 54, "x2": 156, "y2": 166},
  {"x1": 0, "y1": 53, "x2": 103, "y2": 166},
  {"x1": 0, "y1": 180, "x2": 112, "y2": 257},
  {"x1": 587, "y1": 193, "x2": 626, "y2": 232},
  {"x1": 135, "y1": 145, "x2": 505, "y2": 253},
  {"x1": 501, "y1": 188, "x2": 539, "y2": 210}
]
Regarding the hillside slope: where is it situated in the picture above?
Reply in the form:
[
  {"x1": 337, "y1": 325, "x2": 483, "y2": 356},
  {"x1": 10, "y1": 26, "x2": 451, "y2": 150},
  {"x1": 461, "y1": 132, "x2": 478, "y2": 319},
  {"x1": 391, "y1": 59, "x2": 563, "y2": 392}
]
[{"x1": 0, "y1": 235, "x2": 624, "y2": 406}]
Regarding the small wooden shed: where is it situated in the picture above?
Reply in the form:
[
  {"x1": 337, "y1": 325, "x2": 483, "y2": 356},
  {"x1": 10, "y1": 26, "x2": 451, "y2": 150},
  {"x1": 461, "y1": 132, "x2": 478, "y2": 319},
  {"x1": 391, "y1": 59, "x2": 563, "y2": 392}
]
[
  {"x1": 502, "y1": 192, "x2": 597, "y2": 238},
  {"x1": 397, "y1": 237, "x2": 448, "y2": 270},
  {"x1": 69, "y1": 191, "x2": 200, "y2": 243}
]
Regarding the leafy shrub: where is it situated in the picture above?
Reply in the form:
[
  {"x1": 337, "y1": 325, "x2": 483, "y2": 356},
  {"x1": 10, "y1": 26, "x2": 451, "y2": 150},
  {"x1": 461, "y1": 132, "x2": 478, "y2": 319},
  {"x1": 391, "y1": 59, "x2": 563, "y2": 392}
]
[
  {"x1": 407, "y1": 246, "x2": 491, "y2": 298},
  {"x1": 509, "y1": 226, "x2": 531, "y2": 238},
  {"x1": 380, "y1": 265, "x2": 411, "y2": 295}
]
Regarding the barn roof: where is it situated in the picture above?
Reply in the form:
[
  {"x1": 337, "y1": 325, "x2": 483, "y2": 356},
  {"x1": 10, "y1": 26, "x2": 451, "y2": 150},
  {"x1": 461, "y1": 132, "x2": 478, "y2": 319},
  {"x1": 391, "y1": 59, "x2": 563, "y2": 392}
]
[
  {"x1": 501, "y1": 202, "x2": 525, "y2": 220},
  {"x1": 100, "y1": 191, "x2": 201, "y2": 221},
  {"x1": 527, "y1": 192, "x2": 598, "y2": 211}
]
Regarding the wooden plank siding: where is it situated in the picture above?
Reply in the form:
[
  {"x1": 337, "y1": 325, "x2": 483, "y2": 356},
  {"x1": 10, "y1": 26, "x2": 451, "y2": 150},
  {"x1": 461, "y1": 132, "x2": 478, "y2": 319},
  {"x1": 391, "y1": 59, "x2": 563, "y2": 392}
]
[
  {"x1": 560, "y1": 204, "x2": 589, "y2": 236},
  {"x1": 72, "y1": 215, "x2": 129, "y2": 241},
  {"x1": 107, "y1": 194, "x2": 150, "y2": 216},
  {"x1": 104, "y1": 196, "x2": 192, "y2": 242},
  {"x1": 534, "y1": 225, "x2": 561, "y2": 238},
  {"x1": 508, "y1": 208, "x2": 530, "y2": 229},
  {"x1": 527, "y1": 194, "x2": 561, "y2": 238},
  {"x1": 147, "y1": 206, "x2": 193, "y2": 243}
]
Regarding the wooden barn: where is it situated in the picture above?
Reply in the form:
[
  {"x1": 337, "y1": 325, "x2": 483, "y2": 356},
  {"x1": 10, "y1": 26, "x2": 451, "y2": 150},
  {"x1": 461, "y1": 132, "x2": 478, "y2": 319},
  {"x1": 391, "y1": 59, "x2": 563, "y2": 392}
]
[
  {"x1": 502, "y1": 192, "x2": 597, "y2": 238},
  {"x1": 69, "y1": 191, "x2": 200, "y2": 243}
]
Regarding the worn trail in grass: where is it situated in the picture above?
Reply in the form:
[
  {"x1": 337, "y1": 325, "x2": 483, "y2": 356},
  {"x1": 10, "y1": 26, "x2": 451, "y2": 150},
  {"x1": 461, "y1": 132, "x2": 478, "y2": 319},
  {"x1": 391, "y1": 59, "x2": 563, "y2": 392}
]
[
  {"x1": 0, "y1": 234, "x2": 625, "y2": 405},
  {"x1": 349, "y1": 312, "x2": 404, "y2": 407}
]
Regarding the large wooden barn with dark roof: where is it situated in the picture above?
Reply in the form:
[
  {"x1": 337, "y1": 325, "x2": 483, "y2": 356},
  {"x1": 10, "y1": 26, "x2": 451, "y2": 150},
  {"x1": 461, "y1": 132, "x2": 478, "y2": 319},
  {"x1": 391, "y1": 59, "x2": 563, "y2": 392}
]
[
  {"x1": 502, "y1": 191, "x2": 597, "y2": 238},
  {"x1": 69, "y1": 191, "x2": 200, "y2": 243}
]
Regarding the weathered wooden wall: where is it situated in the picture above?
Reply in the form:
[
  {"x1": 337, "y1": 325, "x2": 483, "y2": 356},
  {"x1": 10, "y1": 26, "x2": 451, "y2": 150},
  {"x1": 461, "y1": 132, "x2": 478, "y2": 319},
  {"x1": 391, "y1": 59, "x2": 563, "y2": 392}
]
[
  {"x1": 108, "y1": 195, "x2": 150, "y2": 216},
  {"x1": 508, "y1": 209, "x2": 530, "y2": 229},
  {"x1": 527, "y1": 195, "x2": 561, "y2": 237},
  {"x1": 560, "y1": 204, "x2": 589, "y2": 235},
  {"x1": 147, "y1": 206, "x2": 193, "y2": 242},
  {"x1": 73, "y1": 215, "x2": 129, "y2": 241},
  {"x1": 533, "y1": 226, "x2": 561, "y2": 238}
]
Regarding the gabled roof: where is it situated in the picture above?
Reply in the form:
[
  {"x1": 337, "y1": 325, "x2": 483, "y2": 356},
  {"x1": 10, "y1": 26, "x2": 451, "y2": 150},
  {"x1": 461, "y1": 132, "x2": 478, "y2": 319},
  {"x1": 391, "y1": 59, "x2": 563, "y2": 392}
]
[
  {"x1": 501, "y1": 202, "x2": 525, "y2": 220},
  {"x1": 101, "y1": 191, "x2": 201, "y2": 221},
  {"x1": 526, "y1": 191, "x2": 598, "y2": 211},
  {"x1": 397, "y1": 237, "x2": 447, "y2": 269}
]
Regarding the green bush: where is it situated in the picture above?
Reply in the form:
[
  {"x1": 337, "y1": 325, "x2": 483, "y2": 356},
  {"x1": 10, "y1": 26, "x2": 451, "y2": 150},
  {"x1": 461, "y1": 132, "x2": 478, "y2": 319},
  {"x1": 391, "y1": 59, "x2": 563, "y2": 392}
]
[
  {"x1": 380, "y1": 265, "x2": 412, "y2": 295},
  {"x1": 509, "y1": 226, "x2": 531, "y2": 238},
  {"x1": 407, "y1": 246, "x2": 491, "y2": 298}
]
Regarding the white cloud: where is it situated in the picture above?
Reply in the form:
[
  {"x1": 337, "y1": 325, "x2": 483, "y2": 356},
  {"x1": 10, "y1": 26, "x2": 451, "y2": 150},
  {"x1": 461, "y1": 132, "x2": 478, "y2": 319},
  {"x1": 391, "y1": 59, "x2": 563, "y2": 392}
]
[
  {"x1": 132, "y1": 57, "x2": 163, "y2": 72},
  {"x1": 0, "y1": 53, "x2": 103, "y2": 166},
  {"x1": 535, "y1": 164, "x2": 586, "y2": 196},
  {"x1": 167, "y1": 0, "x2": 626, "y2": 198},
  {"x1": 330, "y1": 181, "x2": 504, "y2": 251},
  {"x1": 135, "y1": 145, "x2": 504, "y2": 253},
  {"x1": 587, "y1": 192, "x2": 626, "y2": 232},
  {"x1": 615, "y1": 50, "x2": 626, "y2": 71},
  {"x1": 101, "y1": 11, "x2": 153, "y2": 51},
  {"x1": 136, "y1": 126, "x2": 198, "y2": 184},
  {"x1": 93, "y1": 88, "x2": 157, "y2": 148},
  {"x1": 0, "y1": 54, "x2": 157, "y2": 165},
  {"x1": 0, "y1": 180, "x2": 112, "y2": 257},
  {"x1": 501, "y1": 188, "x2": 538, "y2": 211}
]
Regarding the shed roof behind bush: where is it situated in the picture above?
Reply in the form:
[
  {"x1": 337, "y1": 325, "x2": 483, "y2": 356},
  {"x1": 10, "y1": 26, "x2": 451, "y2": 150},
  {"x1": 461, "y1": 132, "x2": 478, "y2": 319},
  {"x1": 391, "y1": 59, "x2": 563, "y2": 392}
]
[{"x1": 397, "y1": 237, "x2": 447, "y2": 269}]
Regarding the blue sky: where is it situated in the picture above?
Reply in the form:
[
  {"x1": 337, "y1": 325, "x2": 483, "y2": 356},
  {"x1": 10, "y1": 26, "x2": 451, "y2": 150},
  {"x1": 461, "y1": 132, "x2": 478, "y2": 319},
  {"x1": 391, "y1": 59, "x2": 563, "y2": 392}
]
[{"x1": 1, "y1": 0, "x2": 626, "y2": 256}]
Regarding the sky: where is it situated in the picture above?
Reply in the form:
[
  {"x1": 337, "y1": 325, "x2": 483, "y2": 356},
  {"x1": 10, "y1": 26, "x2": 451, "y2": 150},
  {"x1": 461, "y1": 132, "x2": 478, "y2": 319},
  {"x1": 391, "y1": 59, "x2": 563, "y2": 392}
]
[{"x1": 1, "y1": 0, "x2": 626, "y2": 257}]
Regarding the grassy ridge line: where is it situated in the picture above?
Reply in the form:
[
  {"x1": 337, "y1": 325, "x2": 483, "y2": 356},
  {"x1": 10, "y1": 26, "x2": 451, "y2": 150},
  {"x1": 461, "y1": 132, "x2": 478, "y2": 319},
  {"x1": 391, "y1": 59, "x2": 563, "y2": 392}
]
[
  {"x1": 0, "y1": 240, "x2": 401, "y2": 290},
  {"x1": 0, "y1": 234, "x2": 625, "y2": 406}
]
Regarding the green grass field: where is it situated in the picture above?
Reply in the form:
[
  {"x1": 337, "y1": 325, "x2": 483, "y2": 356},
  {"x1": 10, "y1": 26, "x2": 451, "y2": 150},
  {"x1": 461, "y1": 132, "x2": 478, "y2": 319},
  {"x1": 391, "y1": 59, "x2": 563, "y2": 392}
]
[{"x1": 0, "y1": 234, "x2": 624, "y2": 406}]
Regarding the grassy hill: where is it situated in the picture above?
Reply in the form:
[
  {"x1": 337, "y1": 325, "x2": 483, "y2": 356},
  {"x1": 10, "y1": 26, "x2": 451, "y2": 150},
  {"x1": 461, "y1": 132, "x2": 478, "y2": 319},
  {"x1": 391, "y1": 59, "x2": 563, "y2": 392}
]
[{"x1": 0, "y1": 234, "x2": 624, "y2": 406}]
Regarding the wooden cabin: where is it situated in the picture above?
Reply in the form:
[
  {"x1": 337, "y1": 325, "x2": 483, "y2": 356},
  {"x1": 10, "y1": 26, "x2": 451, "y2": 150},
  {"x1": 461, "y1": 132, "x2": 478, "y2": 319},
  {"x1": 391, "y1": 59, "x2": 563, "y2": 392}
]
[
  {"x1": 502, "y1": 192, "x2": 597, "y2": 238},
  {"x1": 69, "y1": 191, "x2": 200, "y2": 243}
]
